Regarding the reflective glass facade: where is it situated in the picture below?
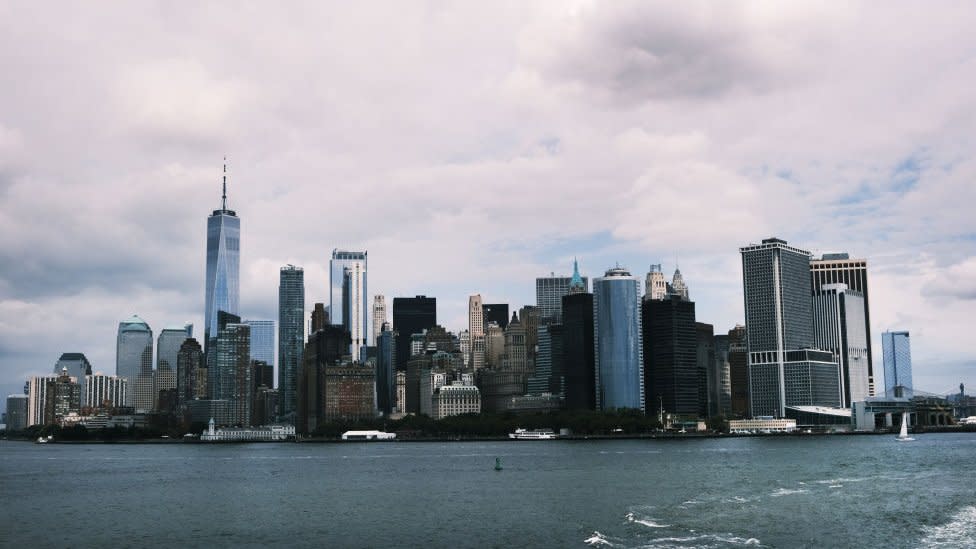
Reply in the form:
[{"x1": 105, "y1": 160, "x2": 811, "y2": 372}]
[
  {"x1": 278, "y1": 265, "x2": 304, "y2": 420},
  {"x1": 882, "y1": 331, "x2": 912, "y2": 395},
  {"x1": 593, "y1": 267, "x2": 644, "y2": 412},
  {"x1": 116, "y1": 315, "x2": 152, "y2": 409},
  {"x1": 205, "y1": 208, "x2": 240, "y2": 351}
]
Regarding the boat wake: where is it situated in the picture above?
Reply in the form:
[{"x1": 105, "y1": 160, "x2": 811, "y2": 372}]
[
  {"x1": 918, "y1": 506, "x2": 976, "y2": 547},
  {"x1": 638, "y1": 533, "x2": 763, "y2": 548},
  {"x1": 584, "y1": 531, "x2": 616, "y2": 546},
  {"x1": 625, "y1": 512, "x2": 670, "y2": 528},
  {"x1": 769, "y1": 488, "x2": 809, "y2": 497}
]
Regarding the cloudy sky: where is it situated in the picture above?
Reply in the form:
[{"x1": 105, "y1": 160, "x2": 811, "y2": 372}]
[{"x1": 2, "y1": 2, "x2": 974, "y2": 411}]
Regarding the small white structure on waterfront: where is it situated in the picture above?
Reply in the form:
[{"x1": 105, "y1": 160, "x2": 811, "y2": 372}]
[
  {"x1": 729, "y1": 418, "x2": 797, "y2": 434},
  {"x1": 341, "y1": 430, "x2": 396, "y2": 441},
  {"x1": 201, "y1": 418, "x2": 296, "y2": 441}
]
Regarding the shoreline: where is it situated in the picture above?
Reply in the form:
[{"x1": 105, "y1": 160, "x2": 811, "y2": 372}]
[{"x1": 5, "y1": 425, "x2": 974, "y2": 444}]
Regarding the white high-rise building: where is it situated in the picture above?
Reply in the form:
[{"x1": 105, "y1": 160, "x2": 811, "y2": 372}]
[
  {"x1": 468, "y1": 294, "x2": 485, "y2": 370},
  {"x1": 330, "y1": 250, "x2": 368, "y2": 362},
  {"x1": 812, "y1": 283, "x2": 869, "y2": 407},
  {"x1": 372, "y1": 295, "x2": 387, "y2": 346}
]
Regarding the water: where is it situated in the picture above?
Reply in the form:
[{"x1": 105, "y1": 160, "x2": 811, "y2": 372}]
[{"x1": 1, "y1": 434, "x2": 974, "y2": 548}]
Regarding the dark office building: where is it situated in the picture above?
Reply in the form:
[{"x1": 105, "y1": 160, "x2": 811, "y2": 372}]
[
  {"x1": 278, "y1": 264, "x2": 304, "y2": 421},
  {"x1": 392, "y1": 296, "x2": 436, "y2": 371},
  {"x1": 253, "y1": 360, "x2": 274, "y2": 392},
  {"x1": 482, "y1": 303, "x2": 510, "y2": 330},
  {"x1": 176, "y1": 338, "x2": 203, "y2": 406},
  {"x1": 642, "y1": 295, "x2": 700, "y2": 418},
  {"x1": 727, "y1": 326, "x2": 749, "y2": 417},
  {"x1": 376, "y1": 324, "x2": 396, "y2": 415},
  {"x1": 311, "y1": 303, "x2": 329, "y2": 333},
  {"x1": 562, "y1": 292, "x2": 595, "y2": 410},
  {"x1": 696, "y1": 322, "x2": 714, "y2": 418}
]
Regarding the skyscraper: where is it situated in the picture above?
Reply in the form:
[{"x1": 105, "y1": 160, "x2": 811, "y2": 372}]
[
  {"x1": 53, "y1": 353, "x2": 92, "y2": 406},
  {"x1": 810, "y1": 254, "x2": 875, "y2": 395},
  {"x1": 593, "y1": 266, "x2": 644, "y2": 412},
  {"x1": 812, "y1": 284, "x2": 869, "y2": 406},
  {"x1": 740, "y1": 237, "x2": 840, "y2": 417},
  {"x1": 116, "y1": 315, "x2": 153, "y2": 411},
  {"x1": 278, "y1": 265, "x2": 304, "y2": 420},
  {"x1": 213, "y1": 314, "x2": 251, "y2": 426},
  {"x1": 176, "y1": 338, "x2": 203, "y2": 406},
  {"x1": 6, "y1": 394, "x2": 28, "y2": 431},
  {"x1": 468, "y1": 294, "x2": 485, "y2": 370},
  {"x1": 156, "y1": 325, "x2": 189, "y2": 410},
  {"x1": 205, "y1": 160, "x2": 241, "y2": 359},
  {"x1": 536, "y1": 262, "x2": 589, "y2": 324},
  {"x1": 244, "y1": 320, "x2": 275, "y2": 367},
  {"x1": 882, "y1": 330, "x2": 913, "y2": 396},
  {"x1": 392, "y1": 296, "x2": 436, "y2": 372},
  {"x1": 330, "y1": 250, "x2": 367, "y2": 361},
  {"x1": 372, "y1": 295, "x2": 387, "y2": 346},
  {"x1": 376, "y1": 322, "x2": 396, "y2": 415},
  {"x1": 482, "y1": 303, "x2": 510, "y2": 329},
  {"x1": 642, "y1": 295, "x2": 699, "y2": 418},
  {"x1": 563, "y1": 291, "x2": 595, "y2": 410}
]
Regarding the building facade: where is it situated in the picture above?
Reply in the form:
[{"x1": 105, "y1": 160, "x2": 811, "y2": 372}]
[
  {"x1": 433, "y1": 383, "x2": 481, "y2": 419},
  {"x1": 810, "y1": 254, "x2": 874, "y2": 395},
  {"x1": 642, "y1": 295, "x2": 699, "y2": 418},
  {"x1": 156, "y1": 326, "x2": 189, "y2": 411},
  {"x1": 53, "y1": 353, "x2": 92, "y2": 404},
  {"x1": 468, "y1": 294, "x2": 485, "y2": 370},
  {"x1": 116, "y1": 315, "x2": 153, "y2": 411},
  {"x1": 593, "y1": 266, "x2": 644, "y2": 412},
  {"x1": 741, "y1": 238, "x2": 840, "y2": 417},
  {"x1": 330, "y1": 250, "x2": 368, "y2": 362},
  {"x1": 376, "y1": 323, "x2": 396, "y2": 415},
  {"x1": 812, "y1": 283, "x2": 870, "y2": 407},
  {"x1": 371, "y1": 295, "x2": 387, "y2": 346},
  {"x1": 278, "y1": 265, "x2": 304, "y2": 421},
  {"x1": 563, "y1": 291, "x2": 596, "y2": 410},
  {"x1": 882, "y1": 330, "x2": 913, "y2": 396},
  {"x1": 392, "y1": 296, "x2": 436, "y2": 371},
  {"x1": 176, "y1": 338, "x2": 204, "y2": 405},
  {"x1": 205, "y1": 160, "x2": 240, "y2": 359},
  {"x1": 84, "y1": 374, "x2": 128, "y2": 411},
  {"x1": 536, "y1": 263, "x2": 589, "y2": 324},
  {"x1": 5, "y1": 394, "x2": 28, "y2": 431}
]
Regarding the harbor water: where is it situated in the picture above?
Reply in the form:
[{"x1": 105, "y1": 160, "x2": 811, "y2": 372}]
[{"x1": 1, "y1": 433, "x2": 974, "y2": 548}]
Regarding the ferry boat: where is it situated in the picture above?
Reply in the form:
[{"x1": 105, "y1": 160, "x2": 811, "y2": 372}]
[
  {"x1": 509, "y1": 428, "x2": 557, "y2": 440},
  {"x1": 340, "y1": 430, "x2": 396, "y2": 441}
]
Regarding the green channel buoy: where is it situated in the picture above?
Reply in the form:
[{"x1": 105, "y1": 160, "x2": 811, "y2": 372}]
[{"x1": 494, "y1": 457, "x2": 503, "y2": 471}]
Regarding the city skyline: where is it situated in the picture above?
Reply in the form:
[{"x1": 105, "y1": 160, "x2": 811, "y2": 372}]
[{"x1": 2, "y1": 4, "x2": 976, "y2": 410}]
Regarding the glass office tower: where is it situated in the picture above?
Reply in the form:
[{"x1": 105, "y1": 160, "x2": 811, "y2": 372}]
[
  {"x1": 116, "y1": 315, "x2": 153, "y2": 410},
  {"x1": 205, "y1": 161, "x2": 240, "y2": 358},
  {"x1": 278, "y1": 265, "x2": 305, "y2": 420},
  {"x1": 593, "y1": 266, "x2": 644, "y2": 412},
  {"x1": 882, "y1": 330, "x2": 913, "y2": 396}
]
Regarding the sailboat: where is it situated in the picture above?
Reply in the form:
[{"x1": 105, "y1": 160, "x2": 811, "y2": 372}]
[{"x1": 896, "y1": 412, "x2": 915, "y2": 442}]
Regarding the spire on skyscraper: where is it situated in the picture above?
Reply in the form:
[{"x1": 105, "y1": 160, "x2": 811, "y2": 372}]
[
  {"x1": 222, "y1": 156, "x2": 227, "y2": 211},
  {"x1": 569, "y1": 257, "x2": 586, "y2": 294}
]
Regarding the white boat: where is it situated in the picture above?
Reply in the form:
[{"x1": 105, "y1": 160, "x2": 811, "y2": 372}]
[
  {"x1": 35, "y1": 435, "x2": 52, "y2": 444},
  {"x1": 896, "y1": 413, "x2": 914, "y2": 442},
  {"x1": 341, "y1": 430, "x2": 396, "y2": 441},
  {"x1": 509, "y1": 428, "x2": 557, "y2": 440}
]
